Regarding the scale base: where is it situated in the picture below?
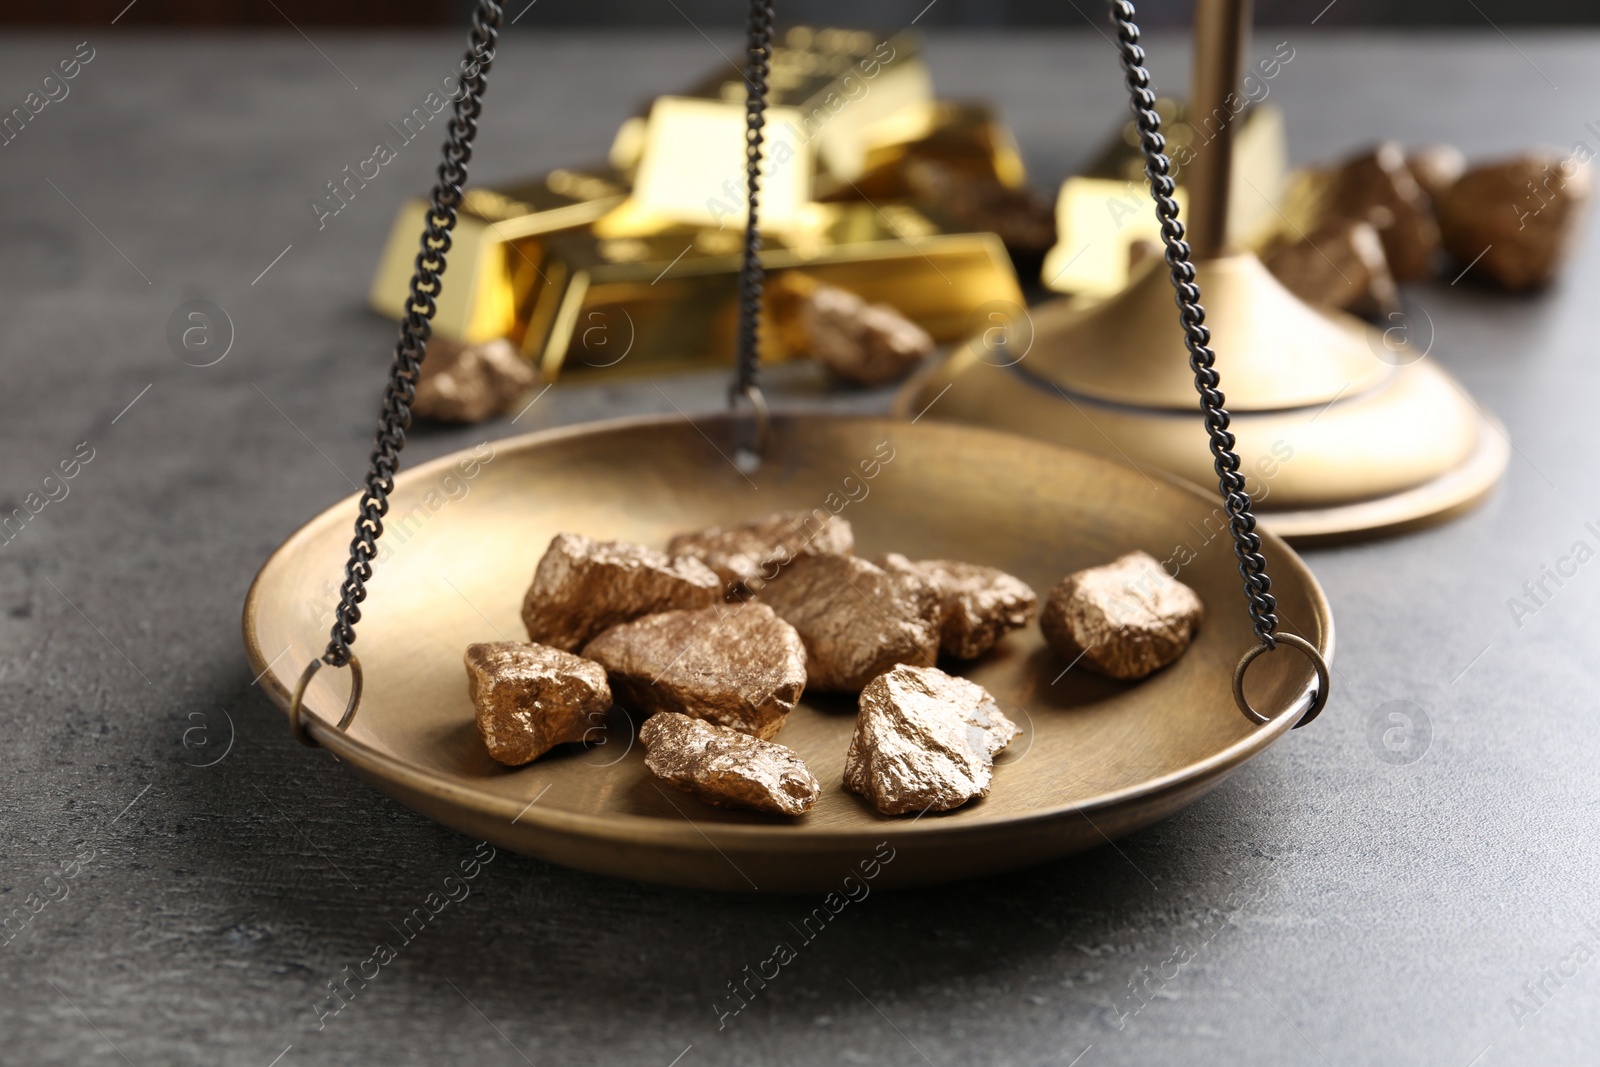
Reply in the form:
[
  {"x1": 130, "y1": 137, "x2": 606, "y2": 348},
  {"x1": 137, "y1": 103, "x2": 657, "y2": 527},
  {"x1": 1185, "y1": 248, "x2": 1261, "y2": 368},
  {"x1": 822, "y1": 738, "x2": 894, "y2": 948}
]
[{"x1": 896, "y1": 255, "x2": 1510, "y2": 542}]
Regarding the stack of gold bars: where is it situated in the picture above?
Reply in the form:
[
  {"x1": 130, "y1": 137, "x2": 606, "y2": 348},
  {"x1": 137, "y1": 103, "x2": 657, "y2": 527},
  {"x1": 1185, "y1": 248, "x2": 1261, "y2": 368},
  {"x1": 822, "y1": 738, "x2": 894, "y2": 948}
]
[{"x1": 368, "y1": 26, "x2": 1050, "y2": 382}]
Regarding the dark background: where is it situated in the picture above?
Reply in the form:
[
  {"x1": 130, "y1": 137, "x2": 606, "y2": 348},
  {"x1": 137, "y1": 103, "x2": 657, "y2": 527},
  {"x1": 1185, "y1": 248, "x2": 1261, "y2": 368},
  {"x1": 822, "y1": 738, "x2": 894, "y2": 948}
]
[{"x1": 1, "y1": 0, "x2": 1596, "y2": 26}]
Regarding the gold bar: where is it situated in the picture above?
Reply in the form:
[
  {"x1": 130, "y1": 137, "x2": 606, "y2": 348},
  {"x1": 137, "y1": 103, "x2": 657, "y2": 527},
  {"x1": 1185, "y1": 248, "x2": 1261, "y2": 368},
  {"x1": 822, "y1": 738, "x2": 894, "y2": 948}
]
[
  {"x1": 367, "y1": 165, "x2": 626, "y2": 343},
  {"x1": 522, "y1": 204, "x2": 1023, "y2": 381}
]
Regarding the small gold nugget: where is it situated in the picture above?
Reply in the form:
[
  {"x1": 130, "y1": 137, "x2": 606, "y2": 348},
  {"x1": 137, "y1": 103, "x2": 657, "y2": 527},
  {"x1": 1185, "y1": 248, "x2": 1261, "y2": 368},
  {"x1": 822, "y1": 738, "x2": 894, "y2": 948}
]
[
  {"x1": 412, "y1": 337, "x2": 539, "y2": 423},
  {"x1": 877, "y1": 553, "x2": 1036, "y2": 660},
  {"x1": 1041, "y1": 551, "x2": 1203, "y2": 681},
  {"x1": 769, "y1": 274, "x2": 933, "y2": 386},
  {"x1": 757, "y1": 553, "x2": 940, "y2": 692},
  {"x1": 465, "y1": 642, "x2": 612, "y2": 766},
  {"x1": 1438, "y1": 152, "x2": 1593, "y2": 291},
  {"x1": 640, "y1": 712, "x2": 820, "y2": 816},
  {"x1": 844, "y1": 664, "x2": 1019, "y2": 816},
  {"x1": 582, "y1": 603, "x2": 806, "y2": 740},
  {"x1": 667, "y1": 510, "x2": 853, "y2": 592},
  {"x1": 521, "y1": 533, "x2": 721, "y2": 652}
]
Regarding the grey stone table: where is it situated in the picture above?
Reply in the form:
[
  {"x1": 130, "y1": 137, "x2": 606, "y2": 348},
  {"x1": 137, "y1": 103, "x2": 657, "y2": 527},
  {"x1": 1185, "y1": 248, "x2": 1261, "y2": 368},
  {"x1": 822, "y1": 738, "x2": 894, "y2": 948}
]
[{"x1": 1, "y1": 24, "x2": 1597, "y2": 1067}]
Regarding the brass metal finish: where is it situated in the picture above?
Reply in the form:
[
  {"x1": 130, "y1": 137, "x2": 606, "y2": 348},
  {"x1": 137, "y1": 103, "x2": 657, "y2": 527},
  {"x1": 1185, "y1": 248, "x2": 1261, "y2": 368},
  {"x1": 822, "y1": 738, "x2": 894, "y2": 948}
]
[
  {"x1": 1022, "y1": 254, "x2": 1387, "y2": 411},
  {"x1": 896, "y1": 336, "x2": 1509, "y2": 539},
  {"x1": 1186, "y1": 0, "x2": 1252, "y2": 257},
  {"x1": 243, "y1": 415, "x2": 1332, "y2": 890}
]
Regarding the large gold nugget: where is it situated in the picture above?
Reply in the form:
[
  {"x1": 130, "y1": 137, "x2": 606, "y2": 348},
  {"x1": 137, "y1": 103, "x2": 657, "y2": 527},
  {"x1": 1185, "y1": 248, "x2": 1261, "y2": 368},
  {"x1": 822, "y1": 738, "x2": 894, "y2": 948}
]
[
  {"x1": 1438, "y1": 153, "x2": 1593, "y2": 291},
  {"x1": 582, "y1": 603, "x2": 806, "y2": 740},
  {"x1": 640, "y1": 712, "x2": 821, "y2": 816},
  {"x1": 757, "y1": 554, "x2": 939, "y2": 692},
  {"x1": 1040, "y1": 551, "x2": 1203, "y2": 681},
  {"x1": 465, "y1": 642, "x2": 612, "y2": 766},
  {"x1": 878, "y1": 553, "x2": 1037, "y2": 660},
  {"x1": 666, "y1": 510, "x2": 853, "y2": 592},
  {"x1": 843, "y1": 664, "x2": 1019, "y2": 816},
  {"x1": 521, "y1": 533, "x2": 721, "y2": 652}
]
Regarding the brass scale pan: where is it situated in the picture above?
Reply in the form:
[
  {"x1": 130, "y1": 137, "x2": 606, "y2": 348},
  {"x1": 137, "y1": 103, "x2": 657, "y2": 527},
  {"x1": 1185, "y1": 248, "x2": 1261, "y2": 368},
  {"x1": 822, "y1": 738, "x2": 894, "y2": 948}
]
[{"x1": 241, "y1": 4, "x2": 1332, "y2": 892}]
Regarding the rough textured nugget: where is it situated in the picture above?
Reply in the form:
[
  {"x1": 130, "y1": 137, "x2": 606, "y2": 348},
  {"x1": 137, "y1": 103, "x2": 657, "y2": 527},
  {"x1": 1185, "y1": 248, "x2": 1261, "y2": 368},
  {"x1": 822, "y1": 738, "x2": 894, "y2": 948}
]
[
  {"x1": 1040, "y1": 551, "x2": 1203, "y2": 681},
  {"x1": 1328, "y1": 142, "x2": 1441, "y2": 281},
  {"x1": 667, "y1": 510, "x2": 853, "y2": 592},
  {"x1": 1438, "y1": 153, "x2": 1592, "y2": 291},
  {"x1": 1261, "y1": 218, "x2": 1400, "y2": 317},
  {"x1": 412, "y1": 337, "x2": 539, "y2": 423},
  {"x1": 465, "y1": 642, "x2": 612, "y2": 766},
  {"x1": 641, "y1": 712, "x2": 820, "y2": 816},
  {"x1": 521, "y1": 532, "x2": 721, "y2": 652},
  {"x1": 843, "y1": 664, "x2": 1018, "y2": 815},
  {"x1": 769, "y1": 274, "x2": 933, "y2": 386},
  {"x1": 582, "y1": 603, "x2": 806, "y2": 740},
  {"x1": 757, "y1": 553, "x2": 940, "y2": 692},
  {"x1": 877, "y1": 553, "x2": 1036, "y2": 659}
]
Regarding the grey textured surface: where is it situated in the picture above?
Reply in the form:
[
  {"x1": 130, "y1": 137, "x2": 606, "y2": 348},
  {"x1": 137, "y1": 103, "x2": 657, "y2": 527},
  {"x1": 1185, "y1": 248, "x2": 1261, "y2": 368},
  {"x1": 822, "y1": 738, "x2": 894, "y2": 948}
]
[{"x1": 1, "y1": 25, "x2": 1598, "y2": 1067}]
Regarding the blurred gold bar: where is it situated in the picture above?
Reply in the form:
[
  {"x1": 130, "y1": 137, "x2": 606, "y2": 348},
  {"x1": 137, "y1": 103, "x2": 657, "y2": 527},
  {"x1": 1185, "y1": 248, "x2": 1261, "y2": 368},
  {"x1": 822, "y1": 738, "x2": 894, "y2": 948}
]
[
  {"x1": 367, "y1": 165, "x2": 626, "y2": 343},
  {"x1": 1041, "y1": 101, "x2": 1286, "y2": 298},
  {"x1": 522, "y1": 203, "x2": 1023, "y2": 381}
]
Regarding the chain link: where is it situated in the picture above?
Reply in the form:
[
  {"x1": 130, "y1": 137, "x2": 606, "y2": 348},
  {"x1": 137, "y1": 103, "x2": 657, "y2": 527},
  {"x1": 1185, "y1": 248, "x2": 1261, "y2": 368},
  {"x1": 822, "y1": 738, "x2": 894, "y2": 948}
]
[
  {"x1": 1108, "y1": 0, "x2": 1279, "y2": 646},
  {"x1": 732, "y1": 0, "x2": 775, "y2": 402},
  {"x1": 320, "y1": 1, "x2": 504, "y2": 669}
]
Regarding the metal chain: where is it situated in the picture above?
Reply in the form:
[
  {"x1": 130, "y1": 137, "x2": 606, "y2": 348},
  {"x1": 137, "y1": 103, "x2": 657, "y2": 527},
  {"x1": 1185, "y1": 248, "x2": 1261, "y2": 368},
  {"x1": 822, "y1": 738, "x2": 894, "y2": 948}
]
[
  {"x1": 320, "y1": 1, "x2": 504, "y2": 669},
  {"x1": 1108, "y1": 0, "x2": 1279, "y2": 646},
  {"x1": 732, "y1": 0, "x2": 775, "y2": 404}
]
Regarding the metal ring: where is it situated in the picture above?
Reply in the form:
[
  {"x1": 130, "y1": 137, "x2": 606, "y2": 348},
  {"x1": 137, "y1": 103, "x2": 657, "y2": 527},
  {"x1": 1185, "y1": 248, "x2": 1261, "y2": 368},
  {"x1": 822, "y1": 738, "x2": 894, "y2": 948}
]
[
  {"x1": 1232, "y1": 633, "x2": 1329, "y2": 729},
  {"x1": 727, "y1": 381, "x2": 771, "y2": 459},
  {"x1": 288, "y1": 654, "x2": 363, "y2": 747}
]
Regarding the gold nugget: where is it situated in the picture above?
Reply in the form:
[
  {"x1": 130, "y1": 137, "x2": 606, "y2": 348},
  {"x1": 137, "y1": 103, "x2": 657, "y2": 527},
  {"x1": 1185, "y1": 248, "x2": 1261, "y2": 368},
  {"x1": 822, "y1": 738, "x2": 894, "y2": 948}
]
[
  {"x1": 1260, "y1": 218, "x2": 1399, "y2": 317},
  {"x1": 465, "y1": 642, "x2": 612, "y2": 766},
  {"x1": 769, "y1": 274, "x2": 934, "y2": 386},
  {"x1": 1040, "y1": 551, "x2": 1203, "y2": 681},
  {"x1": 1438, "y1": 152, "x2": 1593, "y2": 291},
  {"x1": 843, "y1": 664, "x2": 1018, "y2": 816},
  {"x1": 521, "y1": 533, "x2": 721, "y2": 652},
  {"x1": 757, "y1": 553, "x2": 940, "y2": 692},
  {"x1": 582, "y1": 603, "x2": 806, "y2": 740},
  {"x1": 1406, "y1": 143, "x2": 1466, "y2": 205},
  {"x1": 641, "y1": 712, "x2": 821, "y2": 816},
  {"x1": 412, "y1": 337, "x2": 539, "y2": 423},
  {"x1": 667, "y1": 510, "x2": 853, "y2": 592},
  {"x1": 1326, "y1": 141, "x2": 1441, "y2": 282},
  {"x1": 877, "y1": 553, "x2": 1036, "y2": 660}
]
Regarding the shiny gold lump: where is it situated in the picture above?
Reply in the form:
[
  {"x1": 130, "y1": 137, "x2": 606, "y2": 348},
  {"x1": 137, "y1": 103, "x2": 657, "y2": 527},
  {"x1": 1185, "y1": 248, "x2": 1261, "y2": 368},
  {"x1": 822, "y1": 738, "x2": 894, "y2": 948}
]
[
  {"x1": 640, "y1": 711, "x2": 821, "y2": 816},
  {"x1": 757, "y1": 553, "x2": 940, "y2": 692},
  {"x1": 1040, "y1": 551, "x2": 1203, "y2": 681},
  {"x1": 412, "y1": 337, "x2": 539, "y2": 423},
  {"x1": 843, "y1": 664, "x2": 1019, "y2": 816},
  {"x1": 465, "y1": 641, "x2": 612, "y2": 766},
  {"x1": 667, "y1": 510, "x2": 854, "y2": 592},
  {"x1": 582, "y1": 603, "x2": 806, "y2": 740},
  {"x1": 877, "y1": 553, "x2": 1036, "y2": 660},
  {"x1": 521, "y1": 532, "x2": 721, "y2": 652}
]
